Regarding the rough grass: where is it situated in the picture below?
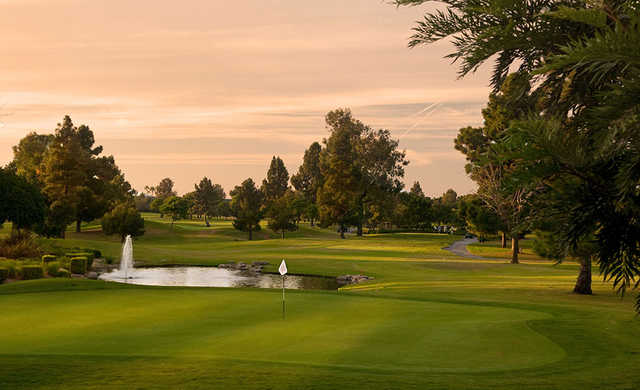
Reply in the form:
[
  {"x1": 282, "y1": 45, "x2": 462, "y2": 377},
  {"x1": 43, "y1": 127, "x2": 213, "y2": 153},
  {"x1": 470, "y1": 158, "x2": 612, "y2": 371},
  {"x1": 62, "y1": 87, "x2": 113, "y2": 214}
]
[{"x1": 0, "y1": 215, "x2": 639, "y2": 389}]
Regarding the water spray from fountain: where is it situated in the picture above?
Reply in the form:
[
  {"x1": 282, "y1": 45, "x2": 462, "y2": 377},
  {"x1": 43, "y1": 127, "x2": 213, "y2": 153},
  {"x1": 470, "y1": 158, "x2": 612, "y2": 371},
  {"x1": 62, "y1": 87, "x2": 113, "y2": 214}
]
[{"x1": 120, "y1": 235, "x2": 133, "y2": 281}]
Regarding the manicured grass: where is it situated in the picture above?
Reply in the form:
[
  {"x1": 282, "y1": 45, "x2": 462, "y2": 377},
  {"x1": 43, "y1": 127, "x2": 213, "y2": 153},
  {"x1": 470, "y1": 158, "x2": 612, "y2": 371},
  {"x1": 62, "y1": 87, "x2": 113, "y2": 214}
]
[
  {"x1": 1, "y1": 215, "x2": 639, "y2": 389},
  {"x1": 467, "y1": 237, "x2": 548, "y2": 262}
]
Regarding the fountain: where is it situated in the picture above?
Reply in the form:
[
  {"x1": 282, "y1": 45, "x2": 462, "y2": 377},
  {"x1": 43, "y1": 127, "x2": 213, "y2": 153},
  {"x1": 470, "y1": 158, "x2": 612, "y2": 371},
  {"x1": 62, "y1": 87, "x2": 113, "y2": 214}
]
[
  {"x1": 100, "y1": 234, "x2": 345, "y2": 290},
  {"x1": 120, "y1": 235, "x2": 133, "y2": 280}
]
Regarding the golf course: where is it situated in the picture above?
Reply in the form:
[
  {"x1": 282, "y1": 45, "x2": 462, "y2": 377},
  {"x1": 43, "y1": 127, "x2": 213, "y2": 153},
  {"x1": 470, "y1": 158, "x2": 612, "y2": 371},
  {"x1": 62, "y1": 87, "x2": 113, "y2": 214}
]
[{"x1": 1, "y1": 215, "x2": 638, "y2": 389}]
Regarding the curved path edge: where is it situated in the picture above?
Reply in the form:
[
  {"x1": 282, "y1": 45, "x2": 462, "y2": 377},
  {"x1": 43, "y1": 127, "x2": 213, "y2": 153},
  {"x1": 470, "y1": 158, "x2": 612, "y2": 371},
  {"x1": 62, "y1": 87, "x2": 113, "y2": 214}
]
[{"x1": 443, "y1": 238, "x2": 486, "y2": 259}]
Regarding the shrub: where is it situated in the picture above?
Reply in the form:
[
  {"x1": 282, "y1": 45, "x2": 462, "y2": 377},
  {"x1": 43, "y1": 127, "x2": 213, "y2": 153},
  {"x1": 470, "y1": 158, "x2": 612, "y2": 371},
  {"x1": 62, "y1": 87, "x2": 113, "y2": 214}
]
[
  {"x1": 105, "y1": 256, "x2": 114, "y2": 265},
  {"x1": 0, "y1": 231, "x2": 40, "y2": 259},
  {"x1": 0, "y1": 267, "x2": 8, "y2": 282},
  {"x1": 70, "y1": 257, "x2": 87, "y2": 274},
  {"x1": 87, "y1": 249, "x2": 102, "y2": 258},
  {"x1": 46, "y1": 261, "x2": 62, "y2": 276},
  {"x1": 57, "y1": 268, "x2": 70, "y2": 278},
  {"x1": 22, "y1": 265, "x2": 44, "y2": 280},
  {"x1": 0, "y1": 259, "x2": 19, "y2": 279},
  {"x1": 42, "y1": 254, "x2": 57, "y2": 264},
  {"x1": 66, "y1": 252, "x2": 94, "y2": 270}
]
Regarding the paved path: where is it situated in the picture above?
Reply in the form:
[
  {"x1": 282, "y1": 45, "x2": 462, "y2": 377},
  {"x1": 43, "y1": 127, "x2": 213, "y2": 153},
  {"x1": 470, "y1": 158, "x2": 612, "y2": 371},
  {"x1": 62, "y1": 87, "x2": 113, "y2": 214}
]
[{"x1": 443, "y1": 237, "x2": 486, "y2": 259}]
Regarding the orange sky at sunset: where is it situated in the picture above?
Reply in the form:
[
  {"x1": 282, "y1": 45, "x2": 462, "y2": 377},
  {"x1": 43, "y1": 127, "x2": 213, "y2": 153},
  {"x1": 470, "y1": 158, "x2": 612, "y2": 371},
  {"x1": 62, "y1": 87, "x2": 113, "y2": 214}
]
[{"x1": 0, "y1": 0, "x2": 490, "y2": 196}]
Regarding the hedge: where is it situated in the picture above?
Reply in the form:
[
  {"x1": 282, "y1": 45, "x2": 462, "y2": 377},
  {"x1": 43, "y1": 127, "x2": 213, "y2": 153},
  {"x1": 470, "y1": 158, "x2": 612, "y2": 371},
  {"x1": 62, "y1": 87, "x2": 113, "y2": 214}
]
[
  {"x1": 0, "y1": 259, "x2": 19, "y2": 279},
  {"x1": 46, "y1": 261, "x2": 66, "y2": 277},
  {"x1": 67, "y1": 252, "x2": 94, "y2": 270},
  {"x1": 70, "y1": 257, "x2": 87, "y2": 274},
  {"x1": 22, "y1": 265, "x2": 44, "y2": 280},
  {"x1": 0, "y1": 268, "x2": 8, "y2": 282},
  {"x1": 58, "y1": 268, "x2": 71, "y2": 278},
  {"x1": 42, "y1": 255, "x2": 57, "y2": 264}
]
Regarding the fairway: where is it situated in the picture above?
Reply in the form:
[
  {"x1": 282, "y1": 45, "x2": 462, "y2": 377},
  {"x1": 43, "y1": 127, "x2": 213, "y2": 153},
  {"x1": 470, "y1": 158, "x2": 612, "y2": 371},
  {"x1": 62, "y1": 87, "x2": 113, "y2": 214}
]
[{"x1": 1, "y1": 218, "x2": 639, "y2": 389}]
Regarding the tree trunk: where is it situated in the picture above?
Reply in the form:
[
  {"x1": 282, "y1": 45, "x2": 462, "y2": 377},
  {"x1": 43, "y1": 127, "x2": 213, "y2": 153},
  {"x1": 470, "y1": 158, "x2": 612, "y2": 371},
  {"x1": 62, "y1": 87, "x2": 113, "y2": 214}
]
[
  {"x1": 282, "y1": 230, "x2": 285, "y2": 239},
  {"x1": 205, "y1": 215, "x2": 210, "y2": 227},
  {"x1": 501, "y1": 232, "x2": 507, "y2": 248},
  {"x1": 310, "y1": 218, "x2": 315, "y2": 227},
  {"x1": 511, "y1": 237, "x2": 519, "y2": 264},
  {"x1": 574, "y1": 256, "x2": 592, "y2": 295},
  {"x1": 249, "y1": 228, "x2": 253, "y2": 241},
  {"x1": 357, "y1": 196, "x2": 365, "y2": 237},
  {"x1": 76, "y1": 220, "x2": 82, "y2": 233},
  {"x1": 340, "y1": 223, "x2": 345, "y2": 239}
]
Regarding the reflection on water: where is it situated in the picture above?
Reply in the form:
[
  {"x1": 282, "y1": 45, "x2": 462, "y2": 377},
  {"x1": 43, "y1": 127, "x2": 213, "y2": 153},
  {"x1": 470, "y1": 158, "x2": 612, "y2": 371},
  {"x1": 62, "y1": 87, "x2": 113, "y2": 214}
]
[{"x1": 99, "y1": 267, "x2": 344, "y2": 290}]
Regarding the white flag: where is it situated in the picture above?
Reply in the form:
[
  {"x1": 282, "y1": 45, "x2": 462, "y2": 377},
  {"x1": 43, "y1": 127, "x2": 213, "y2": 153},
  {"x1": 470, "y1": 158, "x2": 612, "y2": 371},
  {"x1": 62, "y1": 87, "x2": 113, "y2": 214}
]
[{"x1": 279, "y1": 259, "x2": 288, "y2": 275}]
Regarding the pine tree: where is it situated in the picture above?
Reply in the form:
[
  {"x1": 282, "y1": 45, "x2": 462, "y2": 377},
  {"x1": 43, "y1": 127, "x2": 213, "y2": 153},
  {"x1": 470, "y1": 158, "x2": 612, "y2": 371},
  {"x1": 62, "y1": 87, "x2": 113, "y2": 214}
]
[{"x1": 262, "y1": 157, "x2": 289, "y2": 203}]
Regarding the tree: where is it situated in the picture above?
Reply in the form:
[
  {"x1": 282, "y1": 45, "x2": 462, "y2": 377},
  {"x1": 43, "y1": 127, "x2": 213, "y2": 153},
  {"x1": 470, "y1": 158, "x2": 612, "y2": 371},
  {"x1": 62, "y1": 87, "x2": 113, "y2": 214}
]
[
  {"x1": 74, "y1": 155, "x2": 132, "y2": 233},
  {"x1": 134, "y1": 193, "x2": 154, "y2": 212},
  {"x1": 15, "y1": 116, "x2": 132, "y2": 236},
  {"x1": 397, "y1": 0, "x2": 640, "y2": 303},
  {"x1": 101, "y1": 203, "x2": 145, "y2": 241},
  {"x1": 262, "y1": 156, "x2": 289, "y2": 203},
  {"x1": 230, "y1": 178, "x2": 264, "y2": 240},
  {"x1": 318, "y1": 109, "x2": 407, "y2": 237},
  {"x1": 159, "y1": 196, "x2": 189, "y2": 229},
  {"x1": 291, "y1": 142, "x2": 324, "y2": 225},
  {"x1": 0, "y1": 168, "x2": 46, "y2": 231},
  {"x1": 454, "y1": 73, "x2": 537, "y2": 257},
  {"x1": 145, "y1": 178, "x2": 176, "y2": 199},
  {"x1": 395, "y1": 191, "x2": 433, "y2": 231},
  {"x1": 146, "y1": 178, "x2": 176, "y2": 218},
  {"x1": 409, "y1": 181, "x2": 424, "y2": 197},
  {"x1": 475, "y1": 164, "x2": 527, "y2": 263},
  {"x1": 193, "y1": 177, "x2": 225, "y2": 227},
  {"x1": 355, "y1": 121, "x2": 408, "y2": 236},
  {"x1": 12, "y1": 132, "x2": 53, "y2": 185},
  {"x1": 150, "y1": 197, "x2": 164, "y2": 214},
  {"x1": 458, "y1": 195, "x2": 502, "y2": 241},
  {"x1": 441, "y1": 189, "x2": 457, "y2": 206},
  {"x1": 34, "y1": 200, "x2": 75, "y2": 238},
  {"x1": 267, "y1": 191, "x2": 298, "y2": 239},
  {"x1": 217, "y1": 200, "x2": 232, "y2": 219},
  {"x1": 38, "y1": 116, "x2": 92, "y2": 237},
  {"x1": 317, "y1": 110, "x2": 362, "y2": 238}
]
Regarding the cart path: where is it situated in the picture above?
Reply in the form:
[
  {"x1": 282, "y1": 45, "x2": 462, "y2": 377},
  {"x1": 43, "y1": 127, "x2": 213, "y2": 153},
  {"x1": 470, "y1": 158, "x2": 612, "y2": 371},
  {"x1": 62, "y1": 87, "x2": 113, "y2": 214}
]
[{"x1": 443, "y1": 238, "x2": 486, "y2": 259}]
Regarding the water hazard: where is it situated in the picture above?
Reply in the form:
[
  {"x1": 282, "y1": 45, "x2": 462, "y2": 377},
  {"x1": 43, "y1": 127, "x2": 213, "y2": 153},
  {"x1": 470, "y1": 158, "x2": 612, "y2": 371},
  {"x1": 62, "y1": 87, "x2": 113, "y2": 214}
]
[{"x1": 99, "y1": 266, "x2": 345, "y2": 290}]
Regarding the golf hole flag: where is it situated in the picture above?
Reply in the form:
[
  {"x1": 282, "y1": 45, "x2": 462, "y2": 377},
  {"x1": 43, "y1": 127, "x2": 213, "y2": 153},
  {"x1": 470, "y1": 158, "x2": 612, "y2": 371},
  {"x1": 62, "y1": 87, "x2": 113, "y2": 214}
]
[{"x1": 279, "y1": 260, "x2": 287, "y2": 319}]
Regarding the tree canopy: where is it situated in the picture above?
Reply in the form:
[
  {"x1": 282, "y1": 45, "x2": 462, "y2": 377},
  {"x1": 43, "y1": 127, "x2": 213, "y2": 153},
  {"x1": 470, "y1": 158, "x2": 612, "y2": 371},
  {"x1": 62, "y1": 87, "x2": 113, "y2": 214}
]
[
  {"x1": 193, "y1": 177, "x2": 225, "y2": 227},
  {"x1": 230, "y1": 178, "x2": 264, "y2": 240},
  {"x1": 101, "y1": 203, "x2": 145, "y2": 241}
]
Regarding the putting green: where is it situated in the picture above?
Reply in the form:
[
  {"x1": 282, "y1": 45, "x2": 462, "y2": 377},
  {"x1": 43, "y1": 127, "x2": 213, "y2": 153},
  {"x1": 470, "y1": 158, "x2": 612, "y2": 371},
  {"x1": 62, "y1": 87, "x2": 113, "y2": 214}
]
[{"x1": 0, "y1": 282, "x2": 563, "y2": 373}]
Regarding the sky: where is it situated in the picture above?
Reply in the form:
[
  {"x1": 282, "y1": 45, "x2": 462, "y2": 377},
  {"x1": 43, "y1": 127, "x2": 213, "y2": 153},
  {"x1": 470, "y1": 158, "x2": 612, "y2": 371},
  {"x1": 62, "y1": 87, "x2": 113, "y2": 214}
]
[{"x1": 0, "y1": 0, "x2": 490, "y2": 197}]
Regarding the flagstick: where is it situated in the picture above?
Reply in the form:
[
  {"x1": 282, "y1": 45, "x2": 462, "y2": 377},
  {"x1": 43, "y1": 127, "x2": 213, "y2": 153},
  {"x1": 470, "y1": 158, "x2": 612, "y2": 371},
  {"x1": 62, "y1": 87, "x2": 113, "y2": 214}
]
[{"x1": 282, "y1": 275, "x2": 286, "y2": 319}]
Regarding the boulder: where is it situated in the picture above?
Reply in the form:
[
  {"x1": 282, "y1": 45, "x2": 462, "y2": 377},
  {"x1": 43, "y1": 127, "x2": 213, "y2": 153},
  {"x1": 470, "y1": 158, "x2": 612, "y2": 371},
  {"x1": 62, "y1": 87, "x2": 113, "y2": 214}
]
[
  {"x1": 87, "y1": 272, "x2": 99, "y2": 280},
  {"x1": 252, "y1": 261, "x2": 270, "y2": 266}
]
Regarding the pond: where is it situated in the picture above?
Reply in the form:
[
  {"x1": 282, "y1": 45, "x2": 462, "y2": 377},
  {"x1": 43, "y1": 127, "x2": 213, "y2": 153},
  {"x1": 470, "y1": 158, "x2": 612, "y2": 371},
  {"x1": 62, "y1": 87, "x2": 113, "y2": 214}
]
[{"x1": 99, "y1": 267, "x2": 345, "y2": 290}]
